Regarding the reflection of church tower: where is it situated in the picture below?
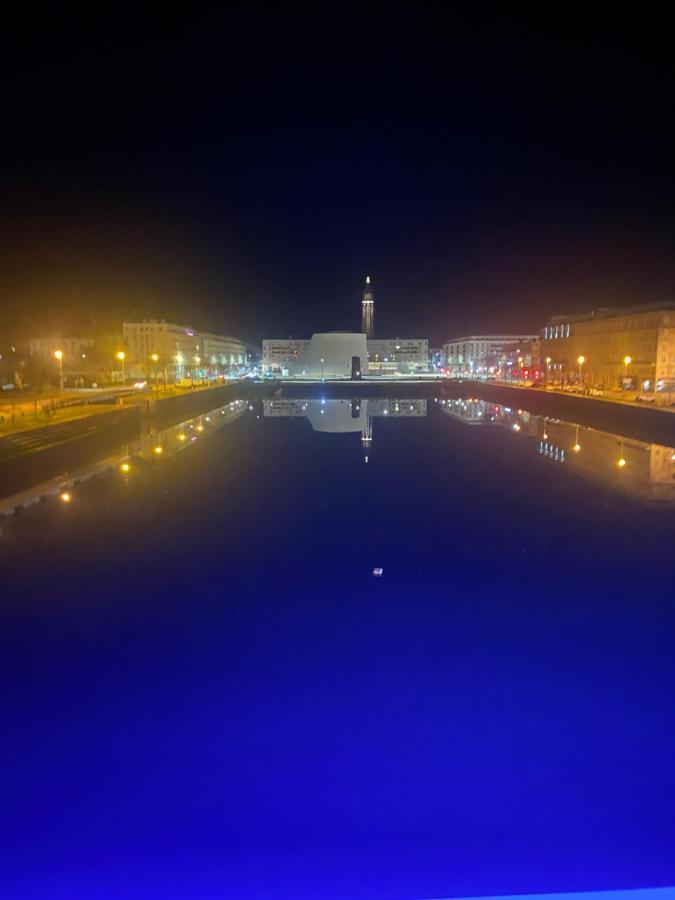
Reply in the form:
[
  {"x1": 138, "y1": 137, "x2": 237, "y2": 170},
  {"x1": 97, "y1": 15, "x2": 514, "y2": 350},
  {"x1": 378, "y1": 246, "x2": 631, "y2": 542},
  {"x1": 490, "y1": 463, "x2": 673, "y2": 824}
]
[
  {"x1": 361, "y1": 399, "x2": 372, "y2": 463},
  {"x1": 361, "y1": 275, "x2": 374, "y2": 339}
]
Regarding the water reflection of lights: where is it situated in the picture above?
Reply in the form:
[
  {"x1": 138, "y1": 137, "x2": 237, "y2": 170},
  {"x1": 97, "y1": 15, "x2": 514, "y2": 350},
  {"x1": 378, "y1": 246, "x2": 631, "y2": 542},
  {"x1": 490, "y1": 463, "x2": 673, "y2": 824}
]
[
  {"x1": 438, "y1": 395, "x2": 675, "y2": 504},
  {"x1": 1, "y1": 399, "x2": 250, "y2": 521}
]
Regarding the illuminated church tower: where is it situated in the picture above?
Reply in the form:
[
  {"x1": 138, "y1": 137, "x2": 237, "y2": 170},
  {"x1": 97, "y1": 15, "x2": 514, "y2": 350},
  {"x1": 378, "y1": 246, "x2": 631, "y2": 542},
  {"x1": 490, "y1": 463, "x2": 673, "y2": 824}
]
[{"x1": 361, "y1": 275, "x2": 374, "y2": 339}]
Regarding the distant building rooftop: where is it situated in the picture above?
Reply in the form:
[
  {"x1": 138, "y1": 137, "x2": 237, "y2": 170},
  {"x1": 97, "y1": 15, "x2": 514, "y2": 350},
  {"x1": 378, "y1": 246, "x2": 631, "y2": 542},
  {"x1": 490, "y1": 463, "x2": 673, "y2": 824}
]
[
  {"x1": 548, "y1": 302, "x2": 675, "y2": 325},
  {"x1": 443, "y1": 334, "x2": 539, "y2": 344}
]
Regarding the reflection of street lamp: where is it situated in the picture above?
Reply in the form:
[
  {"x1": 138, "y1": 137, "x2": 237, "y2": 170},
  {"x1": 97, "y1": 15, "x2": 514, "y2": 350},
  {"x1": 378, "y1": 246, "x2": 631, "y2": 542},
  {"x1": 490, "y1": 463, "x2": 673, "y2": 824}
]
[
  {"x1": 54, "y1": 349, "x2": 64, "y2": 397},
  {"x1": 577, "y1": 355, "x2": 585, "y2": 387},
  {"x1": 116, "y1": 351, "x2": 126, "y2": 385},
  {"x1": 151, "y1": 353, "x2": 159, "y2": 391},
  {"x1": 617, "y1": 439, "x2": 627, "y2": 468}
]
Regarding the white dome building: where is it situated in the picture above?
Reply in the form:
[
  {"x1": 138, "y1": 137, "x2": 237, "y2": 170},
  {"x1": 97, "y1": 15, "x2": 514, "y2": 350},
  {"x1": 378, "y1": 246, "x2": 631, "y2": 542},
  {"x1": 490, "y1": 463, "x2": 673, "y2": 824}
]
[{"x1": 290, "y1": 332, "x2": 367, "y2": 379}]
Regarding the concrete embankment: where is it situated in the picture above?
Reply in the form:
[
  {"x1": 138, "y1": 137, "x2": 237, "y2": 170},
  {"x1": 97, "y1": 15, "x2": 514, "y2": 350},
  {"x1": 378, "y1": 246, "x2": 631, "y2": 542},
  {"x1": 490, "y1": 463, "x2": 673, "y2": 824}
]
[
  {"x1": 0, "y1": 406, "x2": 141, "y2": 465},
  {"x1": 0, "y1": 407, "x2": 141, "y2": 499}
]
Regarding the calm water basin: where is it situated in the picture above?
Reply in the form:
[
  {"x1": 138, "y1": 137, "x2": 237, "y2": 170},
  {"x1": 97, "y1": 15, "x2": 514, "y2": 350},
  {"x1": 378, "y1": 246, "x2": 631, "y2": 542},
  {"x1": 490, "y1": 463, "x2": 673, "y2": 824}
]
[{"x1": 1, "y1": 393, "x2": 674, "y2": 898}]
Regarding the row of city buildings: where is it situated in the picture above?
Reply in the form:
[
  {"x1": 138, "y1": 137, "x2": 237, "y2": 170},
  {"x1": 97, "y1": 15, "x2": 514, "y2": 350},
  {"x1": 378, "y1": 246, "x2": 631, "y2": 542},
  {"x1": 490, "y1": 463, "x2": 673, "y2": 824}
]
[
  {"x1": 442, "y1": 302, "x2": 675, "y2": 396},
  {"x1": 261, "y1": 280, "x2": 675, "y2": 395},
  {"x1": 9, "y1": 277, "x2": 675, "y2": 395},
  {"x1": 17, "y1": 321, "x2": 249, "y2": 387}
]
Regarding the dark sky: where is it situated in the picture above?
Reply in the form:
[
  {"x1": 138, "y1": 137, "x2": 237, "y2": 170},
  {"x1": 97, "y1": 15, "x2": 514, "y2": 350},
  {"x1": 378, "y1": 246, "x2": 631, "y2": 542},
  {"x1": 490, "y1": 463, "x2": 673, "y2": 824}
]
[{"x1": 2, "y1": 8, "x2": 674, "y2": 344}]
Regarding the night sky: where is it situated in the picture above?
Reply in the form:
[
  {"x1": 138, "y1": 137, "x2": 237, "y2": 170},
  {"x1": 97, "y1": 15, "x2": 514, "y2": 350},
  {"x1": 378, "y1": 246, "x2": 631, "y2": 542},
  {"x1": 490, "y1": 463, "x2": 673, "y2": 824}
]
[{"x1": 2, "y1": 9, "x2": 674, "y2": 344}]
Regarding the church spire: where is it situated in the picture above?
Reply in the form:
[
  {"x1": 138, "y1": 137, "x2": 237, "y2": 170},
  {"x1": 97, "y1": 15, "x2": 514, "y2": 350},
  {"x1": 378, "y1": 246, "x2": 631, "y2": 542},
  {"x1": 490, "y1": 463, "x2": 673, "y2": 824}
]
[{"x1": 361, "y1": 275, "x2": 374, "y2": 339}]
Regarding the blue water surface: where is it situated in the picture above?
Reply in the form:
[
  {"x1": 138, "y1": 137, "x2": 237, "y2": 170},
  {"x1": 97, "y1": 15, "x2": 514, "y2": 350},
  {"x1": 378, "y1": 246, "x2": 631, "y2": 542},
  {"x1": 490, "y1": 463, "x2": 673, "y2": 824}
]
[{"x1": 1, "y1": 395, "x2": 674, "y2": 898}]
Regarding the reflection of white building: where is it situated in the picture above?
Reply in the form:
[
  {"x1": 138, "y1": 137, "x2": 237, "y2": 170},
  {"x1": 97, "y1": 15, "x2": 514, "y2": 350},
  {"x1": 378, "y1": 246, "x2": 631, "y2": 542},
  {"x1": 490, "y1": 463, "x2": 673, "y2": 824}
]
[
  {"x1": 368, "y1": 399, "x2": 427, "y2": 417},
  {"x1": 437, "y1": 397, "x2": 487, "y2": 425},
  {"x1": 264, "y1": 398, "x2": 427, "y2": 422},
  {"x1": 264, "y1": 397, "x2": 427, "y2": 461},
  {"x1": 437, "y1": 398, "x2": 537, "y2": 434},
  {"x1": 538, "y1": 419, "x2": 675, "y2": 505},
  {"x1": 264, "y1": 398, "x2": 366, "y2": 431}
]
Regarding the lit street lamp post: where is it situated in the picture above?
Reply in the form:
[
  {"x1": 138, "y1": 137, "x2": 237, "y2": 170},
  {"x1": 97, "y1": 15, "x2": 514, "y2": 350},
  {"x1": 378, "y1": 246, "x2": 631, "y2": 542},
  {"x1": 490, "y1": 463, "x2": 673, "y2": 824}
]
[
  {"x1": 320, "y1": 356, "x2": 325, "y2": 381},
  {"x1": 545, "y1": 356, "x2": 552, "y2": 387},
  {"x1": 623, "y1": 355, "x2": 632, "y2": 390},
  {"x1": 53, "y1": 349, "x2": 64, "y2": 398},
  {"x1": 577, "y1": 355, "x2": 585, "y2": 390},
  {"x1": 116, "y1": 351, "x2": 126, "y2": 386}
]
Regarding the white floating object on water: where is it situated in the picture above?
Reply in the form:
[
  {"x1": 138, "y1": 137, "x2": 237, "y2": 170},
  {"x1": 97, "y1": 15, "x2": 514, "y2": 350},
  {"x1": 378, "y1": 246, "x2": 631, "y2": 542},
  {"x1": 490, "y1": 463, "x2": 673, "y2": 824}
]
[{"x1": 373, "y1": 568, "x2": 383, "y2": 577}]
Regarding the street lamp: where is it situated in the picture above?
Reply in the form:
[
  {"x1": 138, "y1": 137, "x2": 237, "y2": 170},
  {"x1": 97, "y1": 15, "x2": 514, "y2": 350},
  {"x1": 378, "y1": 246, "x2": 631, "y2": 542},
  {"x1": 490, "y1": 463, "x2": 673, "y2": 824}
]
[
  {"x1": 53, "y1": 349, "x2": 64, "y2": 397},
  {"x1": 623, "y1": 355, "x2": 632, "y2": 389},
  {"x1": 577, "y1": 355, "x2": 585, "y2": 388},
  {"x1": 320, "y1": 356, "x2": 325, "y2": 381},
  {"x1": 116, "y1": 351, "x2": 126, "y2": 385},
  {"x1": 545, "y1": 356, "x2": 552, "y2": 386}
]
